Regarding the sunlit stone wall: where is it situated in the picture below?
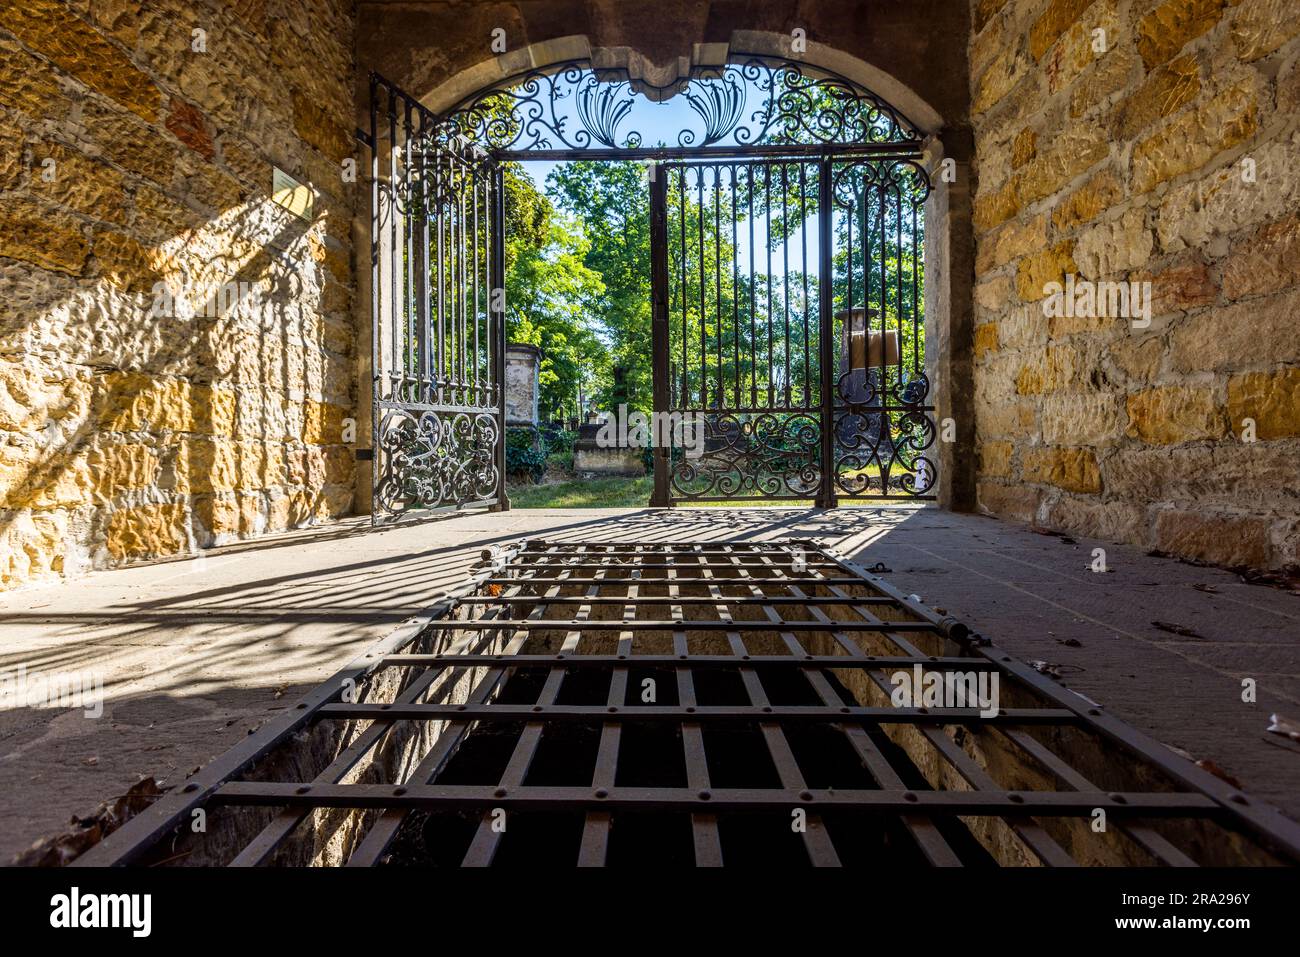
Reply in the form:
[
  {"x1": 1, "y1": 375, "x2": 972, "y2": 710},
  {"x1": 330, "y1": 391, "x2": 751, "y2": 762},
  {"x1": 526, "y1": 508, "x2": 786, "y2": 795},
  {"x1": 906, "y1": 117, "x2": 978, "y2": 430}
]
[
  {"x1": 0, "y1": 0, "x2": 357, "y2": 588},
  {"x1": 970, "y1": 0, "x2": 1300, "y2": 569}
]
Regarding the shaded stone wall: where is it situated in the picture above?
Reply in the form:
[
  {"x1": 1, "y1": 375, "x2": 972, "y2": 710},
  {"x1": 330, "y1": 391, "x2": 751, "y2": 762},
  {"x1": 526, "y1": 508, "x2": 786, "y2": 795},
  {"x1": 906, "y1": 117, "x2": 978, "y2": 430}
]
[
  {"x1": 970, "y1": 0, "x2": 1300, "y2": 569},
  {"x1": 356, "y1": 0, "x2": 972, "y2": 135},
  {"x1": 0, "y1": 0, "x2": 358, "y2": 588}
]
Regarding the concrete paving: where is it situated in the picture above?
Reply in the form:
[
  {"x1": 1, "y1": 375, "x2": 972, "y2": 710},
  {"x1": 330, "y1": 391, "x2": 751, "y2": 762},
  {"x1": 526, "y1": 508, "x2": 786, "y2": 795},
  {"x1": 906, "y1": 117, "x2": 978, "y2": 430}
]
[{"x1": 2, "y1": 504, "x2": 1298, "y2": 861}]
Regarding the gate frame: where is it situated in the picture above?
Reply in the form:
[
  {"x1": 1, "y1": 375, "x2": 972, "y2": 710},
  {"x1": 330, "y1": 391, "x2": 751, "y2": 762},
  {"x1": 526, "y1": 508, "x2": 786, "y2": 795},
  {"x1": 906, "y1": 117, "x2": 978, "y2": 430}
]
[
  {"x1": 647, "y1": 152, "x2": 933, "y2": 507},
  {"x1": 363, "y1": 53, "x2": 955, "y2": 519},
  {"x1": 364, "y1": 75, "x2": 510, "y2": 525}
]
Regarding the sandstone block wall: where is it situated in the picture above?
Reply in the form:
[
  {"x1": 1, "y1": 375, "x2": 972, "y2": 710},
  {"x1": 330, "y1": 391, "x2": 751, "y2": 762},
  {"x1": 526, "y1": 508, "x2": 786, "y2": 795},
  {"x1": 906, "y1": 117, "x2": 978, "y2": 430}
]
[
  {"x1": 970, "y1": 0, "x2": 1300, "y2": 569},
  {"x1": 0, "y1": 0, "x2": 358, "y2": 588}
]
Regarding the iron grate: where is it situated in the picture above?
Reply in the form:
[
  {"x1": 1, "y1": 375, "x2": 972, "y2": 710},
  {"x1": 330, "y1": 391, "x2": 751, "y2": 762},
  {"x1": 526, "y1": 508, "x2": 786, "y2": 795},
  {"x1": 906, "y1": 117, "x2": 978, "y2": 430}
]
[{"x1": 75, "y1": 540, "x2": 1300, "y2": 867}]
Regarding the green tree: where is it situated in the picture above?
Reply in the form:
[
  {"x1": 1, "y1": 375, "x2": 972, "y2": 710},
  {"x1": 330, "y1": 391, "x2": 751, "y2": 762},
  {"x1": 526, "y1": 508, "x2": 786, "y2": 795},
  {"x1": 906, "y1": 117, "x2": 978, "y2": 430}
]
[
  {"x1": 546, "y1": 161, "x2": 653, "y2": 416},
  {"x1": 505, "y1": 212, "x2": 607, "y2": 420}
]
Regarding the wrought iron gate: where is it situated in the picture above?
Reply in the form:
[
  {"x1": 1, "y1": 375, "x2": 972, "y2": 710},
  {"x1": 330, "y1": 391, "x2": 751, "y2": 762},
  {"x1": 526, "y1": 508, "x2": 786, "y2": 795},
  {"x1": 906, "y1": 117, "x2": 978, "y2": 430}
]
[
  {"x1": 366, "y1": 76, "x2": 507, "y2": 522},
  {"x1": 650, "y1": 154, "x2": 935, "y2": 506},
  {"x1": 365, "y1": 60, "x2": 939, "y2": 516}
]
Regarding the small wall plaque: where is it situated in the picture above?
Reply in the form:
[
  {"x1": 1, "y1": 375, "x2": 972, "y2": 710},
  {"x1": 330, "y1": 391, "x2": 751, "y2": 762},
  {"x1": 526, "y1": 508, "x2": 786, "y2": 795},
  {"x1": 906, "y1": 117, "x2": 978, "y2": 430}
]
[{"x1": 272, "y1": 166, "x2": 314, "y2": 221}]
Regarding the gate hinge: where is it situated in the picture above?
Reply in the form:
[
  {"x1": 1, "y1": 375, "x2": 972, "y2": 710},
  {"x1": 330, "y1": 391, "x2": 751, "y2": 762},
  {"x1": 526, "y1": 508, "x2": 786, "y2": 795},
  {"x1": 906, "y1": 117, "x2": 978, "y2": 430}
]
[
  {"x1": 355, "y1": 448, "x2": 374, "y2": 461},
  {"x1": 355, "y1": 128, "x2": 373, "y2": 148}
]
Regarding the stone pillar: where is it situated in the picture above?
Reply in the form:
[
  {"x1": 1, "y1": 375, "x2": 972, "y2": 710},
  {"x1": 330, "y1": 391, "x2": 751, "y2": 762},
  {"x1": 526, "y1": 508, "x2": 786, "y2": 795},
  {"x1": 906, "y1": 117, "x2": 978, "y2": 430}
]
[
  {"x1": 923, "y1": 136, "x2": 977, "y2": 512},
  {"x1": 505, "y1": 342, "x2": 541, "y2": 427}
]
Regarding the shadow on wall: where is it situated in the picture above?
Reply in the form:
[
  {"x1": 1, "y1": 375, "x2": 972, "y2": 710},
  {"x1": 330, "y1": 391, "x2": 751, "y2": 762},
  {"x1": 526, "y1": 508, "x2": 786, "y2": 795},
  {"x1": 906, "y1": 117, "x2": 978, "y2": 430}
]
[
  {"x1": 0, "y1": 0, "x2": 359, "y2": 590},
  {"x1": 0, "y1": 195, "x2": 357, "y2": 588}
]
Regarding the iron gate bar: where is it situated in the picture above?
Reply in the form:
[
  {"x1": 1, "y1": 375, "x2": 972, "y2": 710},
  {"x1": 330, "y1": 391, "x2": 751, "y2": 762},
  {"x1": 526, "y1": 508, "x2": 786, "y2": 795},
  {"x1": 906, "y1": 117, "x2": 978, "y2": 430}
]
[
  {"x1": 996, "y1": 726, "x2": 1199, "y2": 867},
  {"x1": 443, "y1": 595, "x2": 914, "y2": 604},
  {"x1": 714, "y1": 540, "x2": 957, "y2": 863},
  {"x1": 211, "y1": 782, "x2": 1219, "y2": 814},
  {"x1": 380, "y1": 654, "x2": 999, "y2": 668},
  {"x1": 408, "y1": 619, "x2": 944, "y2": 631},
  {"x1": 783, "y1": 569, "x2": 1078, "y2": 864},
  {"x1": 481, "y1": 576, "x2": 878, "y2": 586},
  {"x1": 344, "y1": 588, "x2": 546, "y2": 867},
  {"x1": 493, "y1": 144, "x2": 925, "y2": 162},
  {"x1": 74, "y1": 540, "x2": 1300, "y2": 868},
  {"x1": 225, "y1": 611, "x2": 507, "y2": 867},
  {"x1": 315, "y1": 704, "x2": 1072, "y2": 723}
]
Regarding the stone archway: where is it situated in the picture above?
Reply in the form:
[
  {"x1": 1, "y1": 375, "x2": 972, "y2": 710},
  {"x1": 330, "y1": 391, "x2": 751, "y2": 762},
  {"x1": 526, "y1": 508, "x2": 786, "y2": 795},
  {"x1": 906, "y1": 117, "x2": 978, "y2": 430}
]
[{"x1": 354, "y1": 32, "x2": 975, "y2": 513}]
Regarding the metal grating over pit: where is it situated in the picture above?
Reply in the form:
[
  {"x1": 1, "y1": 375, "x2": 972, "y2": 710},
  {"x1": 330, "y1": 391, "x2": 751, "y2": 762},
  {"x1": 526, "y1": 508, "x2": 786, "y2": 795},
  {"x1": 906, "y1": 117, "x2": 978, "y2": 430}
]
[{"x1": 76, "y1": 540, "x2": 1300, "y2": 868}]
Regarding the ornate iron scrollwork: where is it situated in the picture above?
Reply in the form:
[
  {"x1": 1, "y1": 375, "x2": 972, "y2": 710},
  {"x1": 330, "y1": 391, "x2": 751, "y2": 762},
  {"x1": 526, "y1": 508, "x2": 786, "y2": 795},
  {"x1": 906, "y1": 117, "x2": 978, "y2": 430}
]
[
  {"x1": 376, "y1": 409, "x2": 500, "y2": 517},
  {"x1": 833, "y1": 369, "x2": 936, "y2": 497},
  {"x1": 670, "y1": 412, "x2": 821, "y2": 500},
  {"x1": 433, "y1": 57, "x2": 923, "y2": 156}
]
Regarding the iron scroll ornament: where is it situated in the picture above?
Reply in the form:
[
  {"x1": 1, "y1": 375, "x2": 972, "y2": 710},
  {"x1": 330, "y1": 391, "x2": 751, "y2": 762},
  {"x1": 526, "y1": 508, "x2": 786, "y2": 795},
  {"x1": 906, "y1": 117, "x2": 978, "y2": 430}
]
[
  {"x1": 376, "y1": 409, "x2": 500, "y2": 516},
  {"x1": 432, "y1": 58, "x2": 924, "y2": 155},
  {"x1": 669, "y1": 412, "x2": 822, "y2": 500},
  {"x1": 833, "y1": 372, "x2": 937, "y2": 497}
]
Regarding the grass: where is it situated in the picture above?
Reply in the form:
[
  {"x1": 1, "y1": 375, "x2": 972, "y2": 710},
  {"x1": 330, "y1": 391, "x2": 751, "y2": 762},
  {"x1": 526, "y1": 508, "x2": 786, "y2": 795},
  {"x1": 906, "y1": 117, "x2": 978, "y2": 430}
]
[
  {"x1": 509, "y1": 476, "x2": 654, "y2": 508},
  {"x1": 509, "y1": 475, "x2": 822, "y2": 508}
]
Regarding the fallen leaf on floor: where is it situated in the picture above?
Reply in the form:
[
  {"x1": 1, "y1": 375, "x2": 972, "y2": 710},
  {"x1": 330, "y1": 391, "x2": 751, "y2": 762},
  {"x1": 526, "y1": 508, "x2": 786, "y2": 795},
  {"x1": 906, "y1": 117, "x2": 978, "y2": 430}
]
[
  {"x1": 1192, "y1": 583, "x2": 1219, "y2": 593},
  {"x1": 82, "y1": 756, "x2": 98, "y2": 767},
  {"x1": 1195, "y1": 759, "x2": 1243, "y2": 789},
  {"x1": 1054, "y1": 637, "x2": 1082, "y2": 647},
  {"x1": 1267, "y1": 714, "x2": 1300, "y2": 742},
  {"x1": 1028, "y1": 660, "x2": 1065, "y2": 679},
  {"x1": 10, "y1": 777, "x2": 165, "y2": 866},
  {"x1": 1152, "y1": 620, "x2": 1206, "y2": 639}
]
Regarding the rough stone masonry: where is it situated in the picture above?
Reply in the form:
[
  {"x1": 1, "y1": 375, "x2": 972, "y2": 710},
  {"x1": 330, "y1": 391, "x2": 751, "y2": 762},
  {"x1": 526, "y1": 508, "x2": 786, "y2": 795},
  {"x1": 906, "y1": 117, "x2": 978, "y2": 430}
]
[
  {"x1": 970, "y1": 0, "x2": 1300, "y2": 570},
  {"x1": 0, "y1": 0, "x2": 358, "y2": 588}
]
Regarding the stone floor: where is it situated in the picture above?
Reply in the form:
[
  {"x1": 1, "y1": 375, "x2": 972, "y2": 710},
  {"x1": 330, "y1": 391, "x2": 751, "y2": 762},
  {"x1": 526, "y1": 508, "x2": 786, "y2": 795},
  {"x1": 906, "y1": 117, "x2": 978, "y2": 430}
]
[{"x1": 2, "y1": 504, "x2": 1298, "y2": 862}]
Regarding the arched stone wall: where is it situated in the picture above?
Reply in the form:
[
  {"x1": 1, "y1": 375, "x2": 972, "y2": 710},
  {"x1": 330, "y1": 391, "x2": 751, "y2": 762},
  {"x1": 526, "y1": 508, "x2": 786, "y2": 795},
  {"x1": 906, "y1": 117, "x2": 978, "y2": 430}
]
[{"x1": 355, "y1": 1, "x2": 971, "y2": 144}]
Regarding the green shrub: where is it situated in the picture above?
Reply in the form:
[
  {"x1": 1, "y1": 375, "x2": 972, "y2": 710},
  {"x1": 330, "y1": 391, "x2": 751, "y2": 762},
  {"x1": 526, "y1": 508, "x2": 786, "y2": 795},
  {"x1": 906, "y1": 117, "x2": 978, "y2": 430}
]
[{"x1": 505, "y1": 427, "x2": 546, "y2": 483}]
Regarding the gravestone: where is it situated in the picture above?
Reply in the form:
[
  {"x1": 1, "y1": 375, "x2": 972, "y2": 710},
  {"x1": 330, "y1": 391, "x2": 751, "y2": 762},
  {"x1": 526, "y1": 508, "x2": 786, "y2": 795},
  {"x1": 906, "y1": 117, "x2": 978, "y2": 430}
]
[
  {"x1": 505, "y1": 342, "x2": 540, "y2": 426},
  {"x1": 574, "y1": 367, "x2": 643, "y2": 477}
]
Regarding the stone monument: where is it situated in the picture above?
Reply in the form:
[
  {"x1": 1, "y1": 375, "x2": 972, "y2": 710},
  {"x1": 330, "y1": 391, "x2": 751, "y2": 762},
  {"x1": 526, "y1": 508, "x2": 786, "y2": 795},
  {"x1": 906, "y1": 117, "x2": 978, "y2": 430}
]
[{"x1": 505, "y1": 342, "x2": 540, "y2": 427}]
